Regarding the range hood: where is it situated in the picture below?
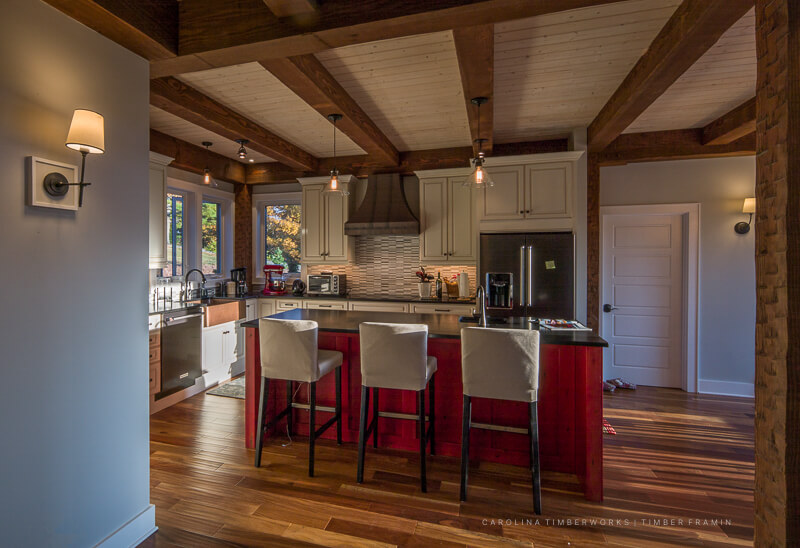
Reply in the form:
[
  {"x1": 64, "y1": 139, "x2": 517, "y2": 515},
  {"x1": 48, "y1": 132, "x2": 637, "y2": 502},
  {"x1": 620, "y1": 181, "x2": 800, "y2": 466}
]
[{"x1": 344, "y1": 173, "x2": 420, "y2": 235}]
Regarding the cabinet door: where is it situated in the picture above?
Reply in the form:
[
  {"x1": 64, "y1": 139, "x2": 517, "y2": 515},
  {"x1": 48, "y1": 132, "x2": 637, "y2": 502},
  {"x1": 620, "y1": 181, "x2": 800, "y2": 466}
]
[
  {"x1": 448, "y1": 177, "x2": 477, "y2": 263},
  {"x1": 480, "y1": 166, "x2": 524, "y2": 220},
  {"x1": 303, "y1": 299, "x2": 348, "y2": 311},
  {"x1": 222, "y1": 324, "x2": 237, "y2": 366},
  {"x1": 301, "y1": 184, "x2": 326, "y2": 262},
  {"x1": 202, "y1": 326, "x2": 224, "y2": 373},
  {"x1": 148, "y1": 163, "x2": 167, "y2": 268},
  {"x1": 412, "y1": 303, "x2": 475, "y2": 315},
  {"x1": 324, "y1": 190, "x2": 348, "y2": 262},
  {"x1": 235, "y1": 325, "x2": 246, "y2": 361},
  {"x1": 420, "y1": 178, "x2": 448, "y2": 262},
  {"x1": 257, "y1": 299, "x2": 275, "y2": 319},
  {"x1": 525, "y1": 162, "x2": 572, "y2": 218},
  {"x1": 245, "y1": 299, "x2": 257, "y2": 321},
  {"x1": 348, "y1": 301, "x2": 410, "y2": 313},
  {"x1": 276, "y1": 299, "x2": 302, "y2": 311}
]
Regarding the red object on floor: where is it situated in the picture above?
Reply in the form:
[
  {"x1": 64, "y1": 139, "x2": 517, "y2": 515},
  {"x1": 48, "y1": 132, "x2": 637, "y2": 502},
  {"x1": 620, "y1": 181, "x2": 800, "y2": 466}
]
[
  {"x1": 244, "y1": 327, "x2": 604, "y2": 502},
  {"x1": 603, "y1": 419, "x2": 617, "y2": 435}
]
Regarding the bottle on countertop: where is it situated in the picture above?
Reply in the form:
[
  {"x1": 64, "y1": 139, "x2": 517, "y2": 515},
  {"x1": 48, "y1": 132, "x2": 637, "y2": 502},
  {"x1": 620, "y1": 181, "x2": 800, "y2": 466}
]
[{"x1": 436, "y1": 271, "x2": 443, "y2": 299}]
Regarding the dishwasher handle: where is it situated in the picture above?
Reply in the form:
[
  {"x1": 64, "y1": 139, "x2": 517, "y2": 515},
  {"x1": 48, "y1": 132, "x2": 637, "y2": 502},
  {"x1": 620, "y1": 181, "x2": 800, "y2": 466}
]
[{"x1": 164, "y1": 312, "x2": 204, "y2": 325}]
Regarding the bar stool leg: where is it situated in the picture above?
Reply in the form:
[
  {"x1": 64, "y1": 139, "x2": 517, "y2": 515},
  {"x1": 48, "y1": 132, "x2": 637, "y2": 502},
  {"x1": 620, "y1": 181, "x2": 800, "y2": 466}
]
[
  {"x1": 429, "y1": 374, "x2": 436, "y2": 455},
  {"x1": 335, "y1": 367, "x2": 342, "y2": 445},
  {"x1": 460, "y1": 394, "x2": 471, "y2": 501},
  {"x1": 529, "y1": 401, "x2": 542, "y2": 515},
  {"x1": 372, "y1": 387, "x2": 379, "y2": 448},
  {"x1": 286, "y1": 380, "x2": 293, "y2": 435},
  {"x1": 308, "y1": 381, "x2": 317, "y2": 477},
  {"x1": 418, "y1": 389, "x2": 427, "y2": 493},
  {"x1": 255, "y1": 377, "x2": 270, "y2": 468},
  {"x1": 357, "y1": 386, "x2": 370, "y2": 483}
]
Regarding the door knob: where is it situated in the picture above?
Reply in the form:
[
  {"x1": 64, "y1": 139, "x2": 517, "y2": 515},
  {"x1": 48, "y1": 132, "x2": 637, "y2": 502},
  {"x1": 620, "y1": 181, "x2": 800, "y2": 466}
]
[{"x1": 603, "y1": 304, "x2": 618, "y2": 313}]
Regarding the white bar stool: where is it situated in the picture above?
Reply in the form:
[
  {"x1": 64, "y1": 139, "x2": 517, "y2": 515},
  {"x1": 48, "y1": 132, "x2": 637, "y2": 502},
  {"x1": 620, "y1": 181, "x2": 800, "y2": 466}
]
[
  {"x1": 460, "y1": 327, "x2": 542, "y2": 514},
  {"x1": 357, "y1": 322, "x2": 437, "y2": 492},
  {"x1": 255, "y1": 318, "x2": 343, "y2": 477}
]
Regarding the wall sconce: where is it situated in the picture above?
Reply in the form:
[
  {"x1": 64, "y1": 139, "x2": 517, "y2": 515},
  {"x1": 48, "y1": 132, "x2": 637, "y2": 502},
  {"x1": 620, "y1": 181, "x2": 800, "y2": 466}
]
[
  {"x1": 734, "y1": 197, "x2": 756, "y2": 234},
  {"x1": 43, "y1": 109, "x2": 105, "y2": 207}
]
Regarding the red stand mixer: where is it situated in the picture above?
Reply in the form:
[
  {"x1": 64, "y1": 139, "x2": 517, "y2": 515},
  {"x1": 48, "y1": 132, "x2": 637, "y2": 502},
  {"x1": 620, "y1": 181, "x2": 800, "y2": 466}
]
[{"x1": 262, "y1": 265, "x2": 287, "y2": 295}]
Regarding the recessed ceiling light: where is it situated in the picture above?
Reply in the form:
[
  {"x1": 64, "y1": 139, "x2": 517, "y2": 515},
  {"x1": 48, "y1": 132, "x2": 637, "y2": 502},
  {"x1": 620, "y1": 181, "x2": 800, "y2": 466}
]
[{"x1": 249, "y1": 158, "x2": 254, "y2": 163}]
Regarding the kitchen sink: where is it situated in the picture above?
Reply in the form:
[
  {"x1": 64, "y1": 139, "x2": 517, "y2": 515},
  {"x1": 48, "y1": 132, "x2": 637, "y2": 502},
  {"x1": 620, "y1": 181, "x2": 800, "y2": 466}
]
[{"x1": 187, "y1": 298, "x2": 243, "y2": 327}]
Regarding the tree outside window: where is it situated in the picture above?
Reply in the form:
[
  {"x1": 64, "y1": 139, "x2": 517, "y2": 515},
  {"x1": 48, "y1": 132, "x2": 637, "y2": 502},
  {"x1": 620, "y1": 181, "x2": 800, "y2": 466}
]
[
  {"x1": 202, "y1": 200, "x2": 221, "y2": 274},
  {"x1": 265, "y1": 204, "x2": 301, "y2": 273},
  {"x1": 163, "y1": 192, "x2": 184, "y2": 277}
]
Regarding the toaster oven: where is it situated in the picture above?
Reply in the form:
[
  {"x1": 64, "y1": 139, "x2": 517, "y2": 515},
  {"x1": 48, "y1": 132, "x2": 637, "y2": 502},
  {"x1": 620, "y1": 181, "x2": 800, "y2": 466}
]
[{"x1": 307, "y1": 274, "x2": 346, "y2": 296}]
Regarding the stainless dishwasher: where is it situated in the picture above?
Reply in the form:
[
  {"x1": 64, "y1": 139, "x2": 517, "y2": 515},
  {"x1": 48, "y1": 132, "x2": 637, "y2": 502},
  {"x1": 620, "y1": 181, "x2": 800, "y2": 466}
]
[{"x1": 157, "y1": 307, "x2": 203, "y2": 399}]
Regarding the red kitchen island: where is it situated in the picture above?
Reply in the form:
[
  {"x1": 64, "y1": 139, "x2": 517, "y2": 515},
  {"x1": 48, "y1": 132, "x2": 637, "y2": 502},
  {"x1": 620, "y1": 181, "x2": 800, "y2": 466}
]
[{"x1": 242, "y1": 309, "x2": 608, "y2": 501}]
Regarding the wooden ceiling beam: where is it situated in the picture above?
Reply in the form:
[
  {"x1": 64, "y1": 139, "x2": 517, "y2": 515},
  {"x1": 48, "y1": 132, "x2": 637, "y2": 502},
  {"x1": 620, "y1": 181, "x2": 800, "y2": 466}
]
[
  {"x1": 151, "y1": 0, "x2": 626, "y2": 78},
  {"x1": 262, "y1": 0, "x2": 318, "y2": 19},
  {"x1": 259, "y1": 55, "x2": 399, "y2": 166},
  {"x1": 42, "y1": 0, "x2": 178, "y2": 60},
  {"x1": 597, "y1": 128, "x2": 755, "y2": 166},
  {"x1": 150, "y1": 77, "x2": 318, "y2": 171},
  {"x1": 150, "y1": 129, "x2": 246, "y2": 184},
  {"x1": 453, "y1": 24, "x2": 494, "y2": 155},
  {"x1": 245, "y1": 138, "x2": 569, "y2": 183},
  {"x1": 702, "y1": 97, "x2": 756, "y2": 146},
  {"x1": 587, "y1": 0, "x2": 754, "y2": 152}
]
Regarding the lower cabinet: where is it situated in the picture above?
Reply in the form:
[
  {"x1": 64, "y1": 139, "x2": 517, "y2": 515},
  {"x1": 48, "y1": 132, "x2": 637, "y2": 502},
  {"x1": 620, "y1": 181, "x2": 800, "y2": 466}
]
[
  {"x1": 148, "y1": 314, "x2": 161, "y2": 395},
  {"x1": 258, "y1": 298, "x2": 275, "y2": 319},
  {"x1": 303, "y1": 299, "x2": 348, "y2": 311},
  {"x1": 348, "y1": 301, "x2": 410, "y2": 313},
  {"x1": 276, "y1": 298, "x2": 303, "y2": 311},
  {"x1": 411, "y1": 303, "x2": 475, "y2": 315},
  {"x1": 202, "y1": 321, "x2": 238, "y2": 376},
  {"x1": 245, "y1": 298, "x2": 257, "y2": 321}
]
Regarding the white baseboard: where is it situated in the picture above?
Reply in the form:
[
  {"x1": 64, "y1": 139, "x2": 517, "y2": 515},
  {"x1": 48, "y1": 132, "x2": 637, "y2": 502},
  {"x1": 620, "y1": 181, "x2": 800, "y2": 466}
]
[
  {"x1": 95, "y1": 504, "x2": 156, "y2": 548},
  {"x1": 697, "y1": 379, "x2": 754, "y2": 398}
]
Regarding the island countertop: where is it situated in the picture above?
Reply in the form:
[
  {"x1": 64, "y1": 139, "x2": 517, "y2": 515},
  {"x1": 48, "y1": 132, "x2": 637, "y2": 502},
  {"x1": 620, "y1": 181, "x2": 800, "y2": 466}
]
[{"x1": 242, "y1": 308, "x2": 608, "y2": 347}]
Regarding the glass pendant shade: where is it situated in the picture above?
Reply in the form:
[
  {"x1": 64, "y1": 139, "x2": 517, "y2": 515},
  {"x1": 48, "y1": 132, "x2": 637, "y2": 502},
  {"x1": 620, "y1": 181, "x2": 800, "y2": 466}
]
[
  {"x1": 65, "y1": 109, "x2": 105, "y2": 154},
  {"x1": 324, "y1": 169, "x2": 349, "y2": 195},
  {"x1": 463, "y1": 155, "x2": 494, "y2": 189}
]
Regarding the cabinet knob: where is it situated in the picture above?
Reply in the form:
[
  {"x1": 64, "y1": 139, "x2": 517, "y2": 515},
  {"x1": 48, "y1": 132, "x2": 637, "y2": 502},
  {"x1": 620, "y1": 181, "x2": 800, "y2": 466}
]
[
  {"x1": 526, "y1": 210, "x2": 531, "y2": 214},
  {"x1": 520, "y1": 210, "x2": 524, "y2": 214}
]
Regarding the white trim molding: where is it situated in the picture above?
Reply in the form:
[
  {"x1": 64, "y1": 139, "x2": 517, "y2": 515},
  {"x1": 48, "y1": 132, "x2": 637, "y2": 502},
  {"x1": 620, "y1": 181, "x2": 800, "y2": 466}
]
[
  {"x1": 599, "y1": 203, "x2": 700, "y2": 393},
  {"x1": 698, "y1": 379, "x2": 754, "y2": 398},
  {"x1": 94, "y1": 504, "x2": 156, "y2": 548}
]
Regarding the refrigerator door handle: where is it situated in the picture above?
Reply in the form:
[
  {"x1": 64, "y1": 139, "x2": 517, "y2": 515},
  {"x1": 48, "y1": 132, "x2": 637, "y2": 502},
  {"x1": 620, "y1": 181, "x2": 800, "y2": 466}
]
[
  {"x1": 520, "y1": 245, "x2": 526, "y2": 308},
  {"x1": 527, "y1": 245, "x2": 534, "y2": 307}
]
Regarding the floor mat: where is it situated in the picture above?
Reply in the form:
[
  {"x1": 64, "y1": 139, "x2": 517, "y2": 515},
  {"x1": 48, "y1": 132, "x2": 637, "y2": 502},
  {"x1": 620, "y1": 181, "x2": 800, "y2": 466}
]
[{"x1": 206, "y1": 376, "x2": 245, "y2": 399}]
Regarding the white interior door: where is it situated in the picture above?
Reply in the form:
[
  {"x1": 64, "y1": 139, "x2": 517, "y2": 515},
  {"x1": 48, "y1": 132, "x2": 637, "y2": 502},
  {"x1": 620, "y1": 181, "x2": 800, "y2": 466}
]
[{"x1": 601, "y1": 213, "x2": 683, "y2": 388}]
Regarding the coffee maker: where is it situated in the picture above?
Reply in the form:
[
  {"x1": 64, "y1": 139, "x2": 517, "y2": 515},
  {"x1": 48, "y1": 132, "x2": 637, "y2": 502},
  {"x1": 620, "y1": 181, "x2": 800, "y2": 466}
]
[
  {"x1": 262, "y1": 265, "x2": 287, "y2": 295},
  {"x1": 230, "y1": 267, "x2": 247, "y2": 297}
]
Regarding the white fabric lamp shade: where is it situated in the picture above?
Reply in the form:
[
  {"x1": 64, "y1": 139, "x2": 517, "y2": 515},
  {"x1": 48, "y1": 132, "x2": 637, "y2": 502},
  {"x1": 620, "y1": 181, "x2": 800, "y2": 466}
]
[
  {"x1": 742, "y1": 197, "x2": 756, "y2": 214},
  {"x1": 65, "y1": 109, "x2": 105, "y2": 154}
]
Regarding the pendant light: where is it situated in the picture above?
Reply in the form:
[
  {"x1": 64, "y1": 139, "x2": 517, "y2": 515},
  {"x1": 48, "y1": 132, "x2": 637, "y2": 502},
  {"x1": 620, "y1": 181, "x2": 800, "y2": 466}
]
[
  {"x1": 201, "y1": 141, "x2": 217, "y2": 187},
  {"x1": 463, "y1": 97, "x2": 494, "y2": 189},
  {"x1": 324, "y1": 113, "x2": 349, "y2": 195},
  {"x1": 235, "y1": 138, "x2": 249, "y2": 160}
]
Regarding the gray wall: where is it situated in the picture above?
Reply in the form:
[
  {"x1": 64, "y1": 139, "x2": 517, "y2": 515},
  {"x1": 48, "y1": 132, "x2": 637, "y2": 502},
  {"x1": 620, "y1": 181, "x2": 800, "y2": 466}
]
[
  {"x1": 0, "y1": 1, "x2": 151, "y2": 545},
  {"x1": 600, "y1": 156, "x2": 756, "y2": 386}
]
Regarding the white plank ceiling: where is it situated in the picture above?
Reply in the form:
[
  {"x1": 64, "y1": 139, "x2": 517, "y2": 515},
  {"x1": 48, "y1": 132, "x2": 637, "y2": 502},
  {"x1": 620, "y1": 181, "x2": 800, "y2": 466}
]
[
  {"x1": 625, "y1": 8, "x2": 756, "y2": 133},
  {"x1": 149, "y1": 106, "x2": 275, "y2": 163},
  {"x1": 315, "y1": 31, "x2": 471, "y2": 152},
  {"x1": 493, "y1": 0, "x2": 682, "y2": 143},
  {"x1": 176, "y1": 62, "x2": 365, "y2": 158}
]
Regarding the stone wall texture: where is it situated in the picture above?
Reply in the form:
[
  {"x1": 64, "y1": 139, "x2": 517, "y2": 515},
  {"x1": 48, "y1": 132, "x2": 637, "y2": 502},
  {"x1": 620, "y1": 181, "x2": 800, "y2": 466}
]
[{"x1": 754, "y1": 0, "x2": 799, "y2": 545}]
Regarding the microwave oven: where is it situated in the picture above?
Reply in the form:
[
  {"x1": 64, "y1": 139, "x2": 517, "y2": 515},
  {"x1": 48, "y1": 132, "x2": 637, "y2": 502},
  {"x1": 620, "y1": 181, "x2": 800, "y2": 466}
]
[{"x1": 307, "y1": 274, "x2": 346, "y2": 296}]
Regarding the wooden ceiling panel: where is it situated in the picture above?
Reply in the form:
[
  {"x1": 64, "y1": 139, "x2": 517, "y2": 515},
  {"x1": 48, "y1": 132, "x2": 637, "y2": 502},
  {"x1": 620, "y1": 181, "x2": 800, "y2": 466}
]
[
  {"x1": 493, "y1": 0, "x2": 682, "y2": 143},
  {"x1": 149, "y1": 106, "x2": 275, "y2": 163},
  {"x1": 315, "y1": 32, "x2": 472, "y2": 152},
  {"x1": 176, "y1": 63, "x2": 365, "y2": 158},
  {"x1": 624, "y1": 9, "x2": 756, "y2": 133}
]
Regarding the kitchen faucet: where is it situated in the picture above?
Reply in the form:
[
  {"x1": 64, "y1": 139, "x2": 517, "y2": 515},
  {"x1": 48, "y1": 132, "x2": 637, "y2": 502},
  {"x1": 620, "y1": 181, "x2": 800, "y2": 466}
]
[
  {"x1": 184, "y1": 268, "x2": 206, "y2": 300},
  {"x1": 476, "y1": 285, "x2": 487, "y2": 327}
]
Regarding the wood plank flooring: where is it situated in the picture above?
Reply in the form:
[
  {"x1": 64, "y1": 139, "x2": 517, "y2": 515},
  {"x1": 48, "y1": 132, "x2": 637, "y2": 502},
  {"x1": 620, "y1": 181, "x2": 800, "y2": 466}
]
[{"x1": 141, "y1": 384, "x2": 754, "y2": 547}]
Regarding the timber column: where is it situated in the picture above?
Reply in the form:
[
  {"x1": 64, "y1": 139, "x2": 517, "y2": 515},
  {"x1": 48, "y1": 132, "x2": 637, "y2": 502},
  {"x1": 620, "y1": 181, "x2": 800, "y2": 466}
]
[
  {"x1": 754, "y1": 0, "x2": 799, "y2": 545},
  {"x1": 234, "y1": 183, "x2": 253, "y2": 286}
]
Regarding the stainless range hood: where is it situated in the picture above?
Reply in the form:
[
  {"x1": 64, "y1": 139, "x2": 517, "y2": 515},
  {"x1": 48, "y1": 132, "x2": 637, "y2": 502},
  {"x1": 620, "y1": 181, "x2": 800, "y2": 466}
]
[{"x1": 344, "y1": 173, "x2": 420, "y2": 235}]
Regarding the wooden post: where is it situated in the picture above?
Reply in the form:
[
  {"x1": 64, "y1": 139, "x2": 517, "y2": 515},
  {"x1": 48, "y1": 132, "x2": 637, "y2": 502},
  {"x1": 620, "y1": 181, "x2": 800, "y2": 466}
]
[
  {"x1": 234, "y1": 183, "x2": 253, "y2": 285},
  {"x1": 586, "y1": 153, "x2": 600, "y2": 332},
  {"x1": 754, "y1": 0, "x2": 800, "y2": 545}
]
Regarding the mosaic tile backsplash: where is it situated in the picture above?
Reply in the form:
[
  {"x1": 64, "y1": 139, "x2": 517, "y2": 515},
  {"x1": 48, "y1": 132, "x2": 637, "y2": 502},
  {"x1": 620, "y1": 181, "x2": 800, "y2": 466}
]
[{"x1": 306, "y1": 236, "x2": 476, "y2": 298}]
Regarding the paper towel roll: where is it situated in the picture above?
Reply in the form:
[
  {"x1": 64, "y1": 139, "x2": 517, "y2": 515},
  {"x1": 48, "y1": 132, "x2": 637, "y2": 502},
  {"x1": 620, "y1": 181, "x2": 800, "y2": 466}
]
[{"x1": 458, "y1": 272, "x2": 470, "y2": 297}]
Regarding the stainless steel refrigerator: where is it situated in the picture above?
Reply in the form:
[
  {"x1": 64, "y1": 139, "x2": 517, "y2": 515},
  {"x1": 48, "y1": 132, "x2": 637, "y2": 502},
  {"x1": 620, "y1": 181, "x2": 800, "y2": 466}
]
[{"x1": 479, "y1": 232, "x2": 575, "y2": 319}]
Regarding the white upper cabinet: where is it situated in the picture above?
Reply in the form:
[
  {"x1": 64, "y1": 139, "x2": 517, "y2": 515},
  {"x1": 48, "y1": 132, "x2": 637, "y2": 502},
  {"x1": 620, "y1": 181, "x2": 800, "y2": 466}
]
[
  {"x1": 478, "y1": 151, "x2": 584, "y2": 231},
  {"x1": 417, "y1": 169, "x2": 477, "y2": 264},
  {"x1": 299, "y1": 175, "x2": 356, "y2": 264},
  {"x1": 148, "y1": 152, "x2": 172, "y2": 269}
]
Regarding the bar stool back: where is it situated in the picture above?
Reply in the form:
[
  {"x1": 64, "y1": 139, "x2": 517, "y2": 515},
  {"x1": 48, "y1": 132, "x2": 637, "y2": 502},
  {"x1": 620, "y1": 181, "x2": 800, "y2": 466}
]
[
  {"x1": 255, "y1": 318, "x2": 343, "y2": 477},
  {"x1": 358, "y1": 322, "x2": 437, "y2": 491},
  {"x1": 460, "y1": 327, "x2": 541, "y2": 514}
]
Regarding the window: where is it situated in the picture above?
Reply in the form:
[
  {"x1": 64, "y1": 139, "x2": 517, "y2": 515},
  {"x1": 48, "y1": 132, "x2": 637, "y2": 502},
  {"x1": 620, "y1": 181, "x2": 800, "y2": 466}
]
[
  {"x1": 164, "y1": 192, "x2": 184, "y2": 277},
  {"x1": 264, "y1": 204, "x2": 301, "y2": 274},
  {"x1": 202, "y1": 200, "x2": 222, "y2": 275}
]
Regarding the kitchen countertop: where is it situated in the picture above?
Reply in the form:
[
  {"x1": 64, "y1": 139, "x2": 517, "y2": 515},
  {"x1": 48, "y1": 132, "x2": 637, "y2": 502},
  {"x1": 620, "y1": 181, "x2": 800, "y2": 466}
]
[{"x1": 242, "y1": 309, "x2": 608, "y2": 347}]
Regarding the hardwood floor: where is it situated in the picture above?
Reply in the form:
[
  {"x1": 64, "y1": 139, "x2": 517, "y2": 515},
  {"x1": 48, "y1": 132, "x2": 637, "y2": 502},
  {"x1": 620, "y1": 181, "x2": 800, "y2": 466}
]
[{"x1": 141, "y1": 384, "x2": 754, "y2": 547}]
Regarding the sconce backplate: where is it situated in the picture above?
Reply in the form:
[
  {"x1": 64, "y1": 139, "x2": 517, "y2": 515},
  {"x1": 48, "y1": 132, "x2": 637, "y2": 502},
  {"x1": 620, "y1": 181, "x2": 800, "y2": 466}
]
[{"x1": 43, "y1": 172, "x2": 69, "y2": 197}]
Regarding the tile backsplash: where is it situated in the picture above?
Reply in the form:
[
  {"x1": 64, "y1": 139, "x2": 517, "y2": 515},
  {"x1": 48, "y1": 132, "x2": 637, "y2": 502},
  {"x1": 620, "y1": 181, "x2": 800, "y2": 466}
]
[{"x1": 307, "y1": 236, "x2": 476, "y2": 297}]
